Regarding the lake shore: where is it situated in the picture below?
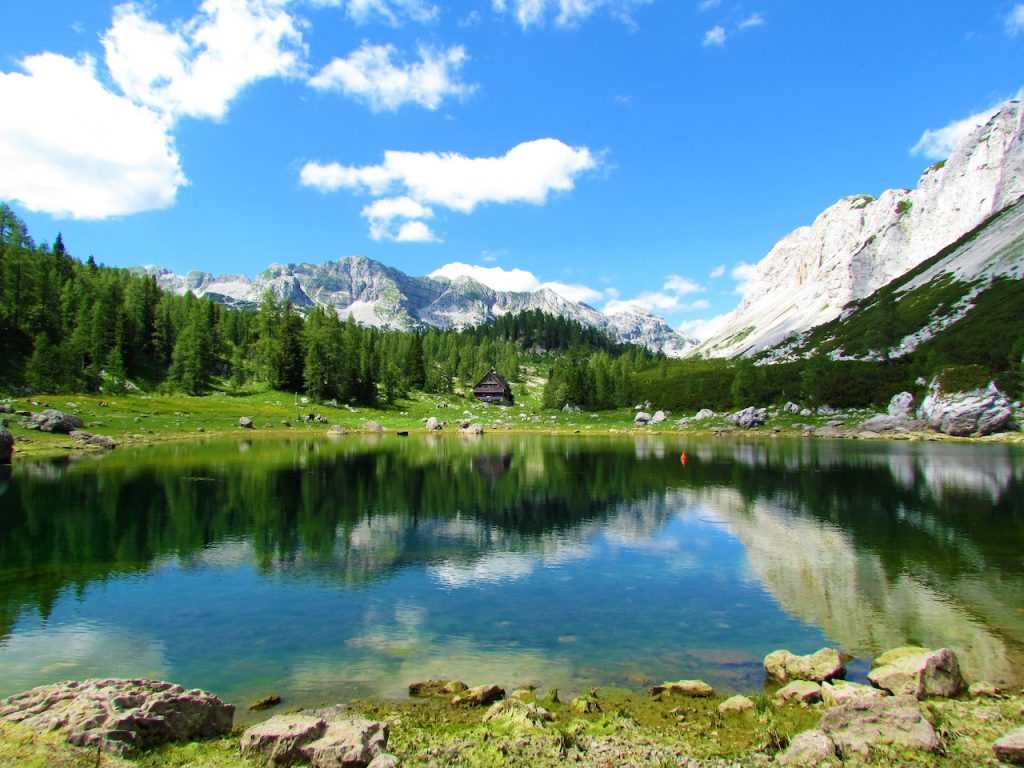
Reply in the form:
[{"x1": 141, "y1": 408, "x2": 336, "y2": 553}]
[{"x1": 3, "y1": 390, "x2": 1021, "y2": 460}]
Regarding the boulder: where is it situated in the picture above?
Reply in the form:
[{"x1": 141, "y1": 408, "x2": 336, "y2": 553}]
[
  {"x1": 799, "y1": 408, "x2": 812, "y2": 417},
  {"x1": 774, "y1": 680, "x2": 822, "y2": 705},
  {"x1": 425, "y1": 417, "x2": 442, "y2": 431},
  {"x1": 28, "y1": 409, "x2": 83, "y2": 434},
  {"x1": 887, "y1": 391, "x2": 916, "y2": 418},
  {"x1": 763, "y1": 648, "x2": 847, "y2": 683},
  {"x1": 0, "y1": 679, "x2": 234, "y2": 755},
  {"x1": 821, "y1": 680, "x2": 887, "y2": 707},
  {"x1": 783, "y1": 402, "x2": 802, "y2": 415},
  {"x1": 918, "y1": 378, "x2": 1013, "y2": 436},
  {"x1": 857, "y1": 413, "x2": 921, "y2": 433},
  {"x1": 634, "y1": 411, "x2": 652, "y2": 425},
  {"x1": 693, "y1": 409, "x2": 715, "y2": 420},
  {"x1": 0, "y1": 427, "x2": 12, "y2": 464},
  {"x1": 776, "y1": 729, "x2": 837, "y2": 766},
  {"x1": 363, "y1": 421, "x2": 384, "y2": 433},
  {"x1": 867, "y1": 647, "x2": 964, "y2": 699},
  {"x1": 367, "y1": 755, "x2": 400, "y2": 768},
  {"x1": 649, "y1": 680, "x2": 714, "y2": 698},
  {"x1": 239, "y1": 417, "x2": 254, "y2": 429},
  {"x1": 994, "y1": 726, "x2": 1024, "y2": 764},
  {"x1": 241, "y1": 714, "x2": 388, "y2": 768},
  {"x1": 481, "y1": 699, "x2": 553, "y2": 728},
  {"x1": 968, "y1": 681, "x2": 1002, "y2": 699},
  {"x1": 817, "y1": 695, "x2": 940, "y2": 758},
  {"x1": 0, "y1": 403, "x2": 13, "y2": 414},
  {"x1": 650, "y1": 410, "x2": 667, "y2": 424},
  {"x1": 451, "y1": 684, "x2": 504, "y2": 707},
  {"x1": 460, "y1": 423, "x2": 484, "y2": 436},
  {"x1": 70, "y1": 431, "x2": 117, "y2": 449},
  {"x1": 817, "y1": 405, "x2": 837, "y2": 415},
  {"x1": 570, "y1": 695, "x2": 601, "y2": 714},
  {"x1": 718, "y1": 695, "x2": 754, "y2": 715},
  {"x1": 728, "y1": 407, "x2": 767, "y2": 429},
  {"x1": 408, "y1": 680, "x2": 467, "y2": 697}
]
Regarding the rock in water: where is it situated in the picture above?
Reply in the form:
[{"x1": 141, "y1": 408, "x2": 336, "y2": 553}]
[
  {"x1": 0, "y1": 427, "x2": 12, "y2": 464},
  {"x1": 776, "y1": 730, "x2": 837, "y2": 766},
  {"x1": 451, "y1": 684, "x2": 504, "y2": 707},
  {"x1": 994, "y1": 726, "x2": 1024, "y2": 764},
  {"x1": 817, "y1": 695, "x2": 940, "y2": 758},
  {"x1": 0, "y1": 679, "x2": 234, "y2": 755},
  {"x1": 867, "y1": 647, "x2": 964, "y2": 699},
  {"x1": 241, "y1": 714, "x2": 388, "y2": 768},
  {"x1": 649, "y1": 680, "x2": 714, "y2": 698},
  {"x1": 918, "y1": 378, "x2": 1013, "y2": 436},
  {"x1": 763, "y1": 648, "x2": 847, "y2": 683},
  {"x1": 408, "y1": 680, "x2": 467, "y2": 697},
  {"x1": 28, "y1": 409, "x2": 83, "y2": 434}
]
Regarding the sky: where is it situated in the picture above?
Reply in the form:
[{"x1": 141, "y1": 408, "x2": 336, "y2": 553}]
[{"x1": 1, "y1": 0, "x2": 1022, "y2": 338}]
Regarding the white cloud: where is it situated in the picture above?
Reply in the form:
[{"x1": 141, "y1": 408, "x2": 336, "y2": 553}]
[
  {"x1": 361, "y1": 196, "x2": 436, "y2": 241},
  {"x1": 709, "y1": 264, "x2": 725, "y2": 278},
  {"x1": 300, "y1": 138, "x2": 598, "y2": 241},
  {"x1": 910, "y1": 90, "x2": 1022, "y2": 160},
  {"x1": 0, "y1": 53, "x2": 186, "y2": 219},
  {"x1": 703, "y1": 25, "x2": 726, "y2": 46},
  {"x1": 1007, "y1": 4, "x2": 1024, "y2": 36},
  {"x1": 696, "y1": 0, "x2": 720, "y2": 11},
  {"x1": 678, "y1": 312, "x2": 730, "y2": 341},
  {"x1": 605, "y1": 292, "x2": 681, "y2": 314},
  {"x1": 493, "y1": 0, "x2": 652, "y2": 28},
  {"x1": 732, "y1": 261, "x2": 759, "y2": 296},
  {"x1": 428, "y1": 262, "x2": 604, "y2": 303},
  {"x1": 312, "y1": 0, "x2": 439, "y2": 25},
  {"x1": 309, "y1": 43, "x2": 475, "y2": 111},
  {"x1": 102, "y1": 0, "x2": 306, "y2": 122},
  {"x1": 738, "y1": 12, "x2": 764, "y2": 29},
  {"x1": 663, "y1": 274, "x2": 704, "y2": 295}
]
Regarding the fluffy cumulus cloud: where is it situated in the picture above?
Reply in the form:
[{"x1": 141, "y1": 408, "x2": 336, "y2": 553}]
[
  {"x1": 428, "y1": 262, "x2": 606, "y2": 304},
  {"x1": 910, "y1": 90, "x2": 1022, "y2": 160},
  {"x1": 0, "y1": 54, "x2": 186, "y2": 219},
  {"x1": 309, "y1": 43, "x2": 475, "y2": 111},
  {"x1": 103, "y1": 0, "x2": 306, "y2": 121},
  {"x1": 301, "y1": 138, "x2": 597, "y2": 240},
  {"x1": 731, "y1": 261, "x2": 759, "y2": 296},
  {"x1": 1007, "y1": 5, "x2": 1024, "y2": 36},
  {"x1": 492, "y1": 0, "x2": 652, "y2": 28},
  {"x1": 602, "y1": 274, "x2": 707, "y2": 315},
  {"x1": 702, "y1": 25, "x2": 726, "y2": 46},
  {"x1": 361, "y1": 196, "x2": 438, "y2": 241},
  {"x1": 678, "y1": 312, "x2": 730, "y2": 341},
  {"x1": 326, "y1": 0, "x2": 440, "y2": 25},
  {"x1": 1, "y1": 0, "x2": 307, "y2": 219}
]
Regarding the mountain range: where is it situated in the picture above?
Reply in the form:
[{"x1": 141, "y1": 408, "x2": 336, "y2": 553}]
[{"x1": 141, "y1": 257, "x2": 698, "y2": 357}]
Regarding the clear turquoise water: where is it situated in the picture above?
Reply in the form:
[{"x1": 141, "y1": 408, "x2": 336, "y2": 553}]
[{"x1": 1, "y1": 435, "x2": 1022, "y2": 716}]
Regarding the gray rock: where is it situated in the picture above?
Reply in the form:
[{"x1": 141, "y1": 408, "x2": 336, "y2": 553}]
[
  {"x1": 718, "y1": 694, "x2": 754, "y2": 715},
  {"x1": 887, "y1": 391, "x2": 916, "y2": 418},
  {"x1": 728, "y1": 406, "x2": 768, "y2": 429},
  {"x1": 239, "y1": 417, "x2": 254, "y2": 429},
  {"x1": 867, "y1": 647, "x2": 964, "y2": 699},
  {"x1": 70, "y1": 431, "x2": 117, "y2": 449},
  {"x1": 650, "y1": 410, "x2": 667, "y2": 424},
  {"x1": 817, "y1": 405, "x2": 838, "y2": 415},
  {"x1": 327, "y1": 425, "x2": 346, "y2": 436},
  {"x1": 0, "y1": 678, "x2": 233, "y2": 755},
  {"x1": 0, "y1": 427, "x2": 12, "y2": 464},
  {"x1": 634, "y1": 411, "x2": 652, "y2": 425},
  {"x1": 363, "y1": 421, "x2": 384, "y2": 432},
  {"x1": 241, "y1": 714, "x2": 388, "y2": 768},
  {"x1": 451, "y1": 684, "x2": 504, "y2": 706},
  {"x1": 408, "y1": 680, "x2": 467, "y2": 697},
  {"x1": 28, "y1": 409, "x2": 83, "y2": 434},
  {"x1": 425, "y1": 417, "x2": 442, "y2": 431},
  {"x1": 776, "y1": 729, "x2": 837, "y2": 766},
  {"x1": 764, "y1": 648, "x2": 847, "y2": 683},
  {"x1": 460, "y1": 423, "x2": 484, "y2": 435},
  {"x1": 918, "y1": 378, "x2": 1013, "y2": 436},
  {"x1": 783, "y1": 401, "x2": 802, "y2": 414},
  {"x1": 994, "y1": 726, "x2": 1024, "y2": 764},
  {"x1": 693, "y1": 408, "x2": 715, "y2": 420},
  {"x1": 800, "y1": 408, "x2": 812, "y2": 417},
  {"x1": 818, "y1": 695, "x2": 940, "y2": 758},
  {"x1": 821, "y1": 680, "x2": 887, "y2": 707},
  {"x1": 774, "y1": 680, "x2": 822, "y2": 705},
  {"x1": 857, "y1": 413, "x2": 921, "y2": 433}
]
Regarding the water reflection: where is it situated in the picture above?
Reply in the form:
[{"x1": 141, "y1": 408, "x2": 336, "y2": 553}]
[{"x1": 0, "y1": 435, "x2": 1021, "y2": 706}]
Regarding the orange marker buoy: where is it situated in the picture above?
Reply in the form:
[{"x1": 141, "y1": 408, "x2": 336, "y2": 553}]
[{"x1": 680, "y1": 451, "x2": 687, "y2": 466}]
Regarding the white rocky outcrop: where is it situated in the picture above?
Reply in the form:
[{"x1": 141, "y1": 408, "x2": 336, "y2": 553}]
[
  {"x1": 693, "y1": 102, "x2": 1024, "y2": 358},
  {"x1": 918, "y1": 378, "x2": 1013, "y2": 436}
]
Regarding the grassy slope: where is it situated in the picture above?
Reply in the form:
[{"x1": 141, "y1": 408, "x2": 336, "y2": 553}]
[{"x1": 2, "y1": 689, "x2": 1022, "y2": 767}]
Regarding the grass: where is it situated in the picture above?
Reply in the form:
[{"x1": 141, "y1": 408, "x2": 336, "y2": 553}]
[{"x1": 3, "y1": 690, "x2": 1022, "y2": 767}]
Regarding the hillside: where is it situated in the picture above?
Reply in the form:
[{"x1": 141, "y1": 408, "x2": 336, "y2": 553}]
[{"x1": 142, "y1": 256, "x2": 697, "y2": 357}]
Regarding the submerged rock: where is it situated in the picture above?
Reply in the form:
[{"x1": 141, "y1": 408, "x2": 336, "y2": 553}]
[
  {"x1": 249, "y1": 694, "x2": 283, "y2": 712},
  {"x1": 408, "y1": 680, "x2": 467, "y2": 697},
  {"x1": 918, "y1": 378, "x2": 1013, "y2": 436},
  {"x1": 763, "y1": 648, "x2": 847, "y2": 683},
  {"x1": 241, "y1": 714, "x2": 388, "y2": 768},
  {"x1": 867, "y1": 646, "x2": 964, "y2": 699},
  {"x1": 817, "y1": 695, "x2": 940, "y2": 758},
  {"x1": 649, "y1": 680, "x2": 714, "y2": 698},
  {"x1": 0, "y1": 679, "x2": 234, "y2": 755},
  {"x1": 776, "y1": 729, "x2": 837, "y2": 766},
  {"x1": 28, "y1": 409, "x2": 83, "y2": 434}
]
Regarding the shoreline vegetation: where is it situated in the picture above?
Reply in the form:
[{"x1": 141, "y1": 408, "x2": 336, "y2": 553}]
[
  {"x1": 2, "y1": 388, "x2": 1022, "y2": 461},
  {"x1": 2, "y1": 647, "x2": 1023, "y2": 767}
]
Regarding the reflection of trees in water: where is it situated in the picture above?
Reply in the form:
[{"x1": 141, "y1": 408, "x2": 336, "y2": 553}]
[{"x1": 1, "y1": 436, "x2": 1022, "y2": 670}]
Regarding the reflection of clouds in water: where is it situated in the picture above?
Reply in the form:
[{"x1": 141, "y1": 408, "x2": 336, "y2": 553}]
[
  {"x1": 695, "y1": 487, "x2": 1022, "y2": 685},
  {"x1": 0, "y1": 623, "x2": 168, "y2": 696}
]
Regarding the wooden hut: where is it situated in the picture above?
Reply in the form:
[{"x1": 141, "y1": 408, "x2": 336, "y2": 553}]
[{"x1": 473, "y1": 369, "x2": 514, "y2": 406}]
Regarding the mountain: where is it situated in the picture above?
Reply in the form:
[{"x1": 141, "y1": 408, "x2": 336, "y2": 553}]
[
  {"x1": 692, "y1": 101, "x2": 1024, "y2": 358},
  {"x1": 141, "y1": 256, "x2": 698, "y2": 357}
]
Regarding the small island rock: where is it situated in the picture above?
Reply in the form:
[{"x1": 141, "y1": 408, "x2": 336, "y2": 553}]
[
  {"x1": 763, "y1": 648, "x2": 847, "y2": 683},
  {"x1": 867, "y1": 646, "x2": 964, "y2": 699}
]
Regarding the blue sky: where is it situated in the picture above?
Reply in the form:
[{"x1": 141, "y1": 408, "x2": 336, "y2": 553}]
[{"x1": 1, "y1": 0, "x2": 1022, "y2": 335}]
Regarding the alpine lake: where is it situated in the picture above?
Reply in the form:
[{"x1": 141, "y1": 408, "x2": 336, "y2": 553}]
[{"x1": 1, "y1": 433, "x2": 1022, "y2": 720}]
